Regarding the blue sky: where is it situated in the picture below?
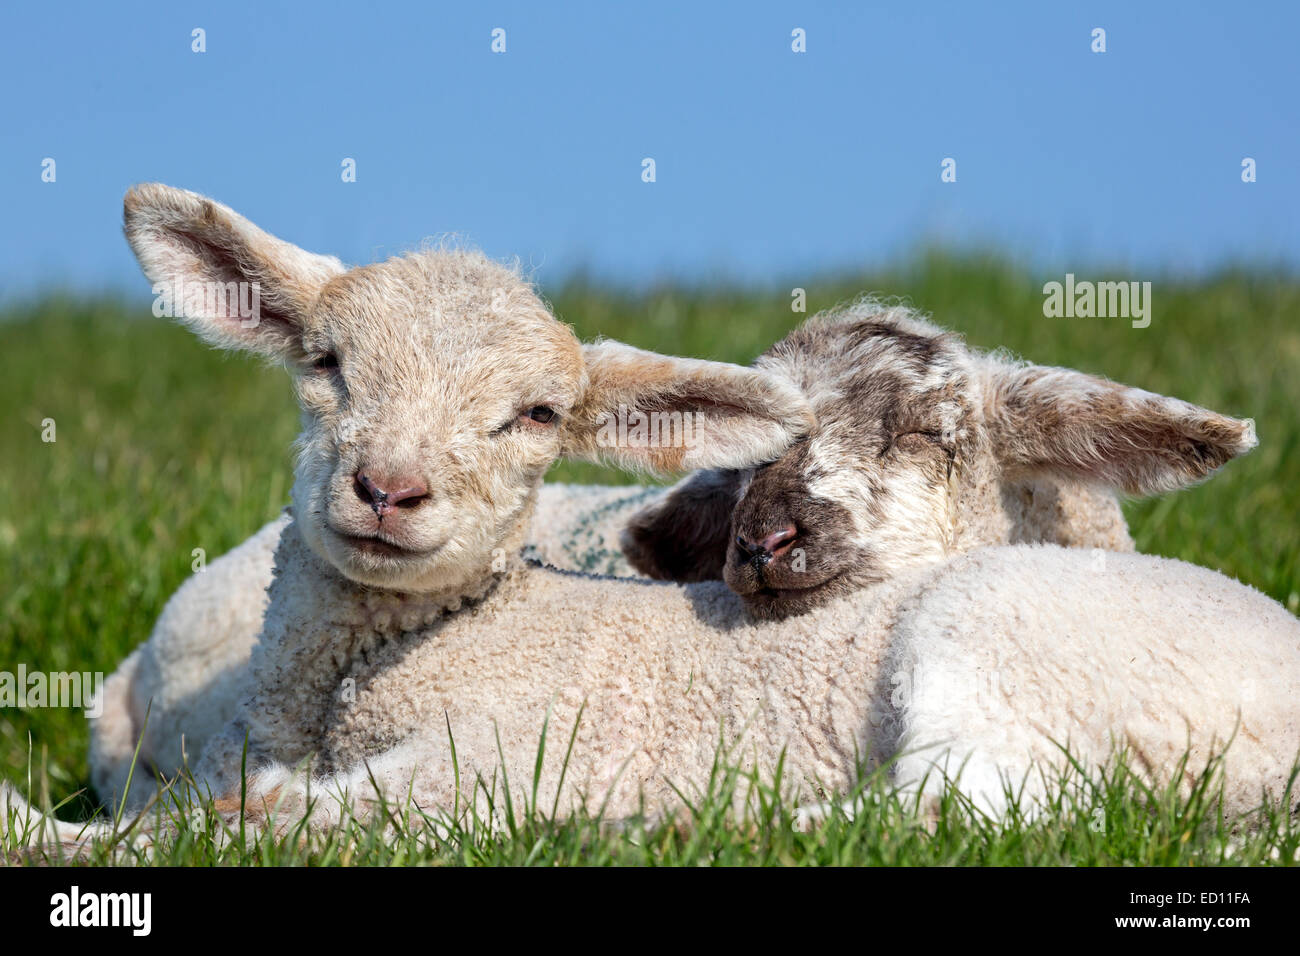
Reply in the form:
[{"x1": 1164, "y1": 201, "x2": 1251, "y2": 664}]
[{"x1": 1, "y1": 1, "x2": 1295, "y2": 298}]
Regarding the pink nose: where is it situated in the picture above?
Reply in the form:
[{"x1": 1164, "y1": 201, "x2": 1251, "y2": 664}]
[
  {"x1": 735, "y1": 524, "x2": 798, "y2": 559},
  {"x1": 354, "y1": 470, "x2": 429, "y2": 518}
]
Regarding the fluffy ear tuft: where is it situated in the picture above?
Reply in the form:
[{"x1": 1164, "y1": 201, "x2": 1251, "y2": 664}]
[
  {"x1": 563, "y1": 342, "x2": 814, "y2": 474},
  {"x1": 123, "y1": 183, "x2": 344, "y2": 359},
  {"x1": 984, "y1": 359, "x2": 1257, "y2": 495},
  {"x1": 620, "y1": 469, "x2": 743, "y2": 581}
]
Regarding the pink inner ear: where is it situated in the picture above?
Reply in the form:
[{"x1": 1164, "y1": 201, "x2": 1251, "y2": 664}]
[{"x1": 142, "y1": 230, "x2": 266, "y2": 328}]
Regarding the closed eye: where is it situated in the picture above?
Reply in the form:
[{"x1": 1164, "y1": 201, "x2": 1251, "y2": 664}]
[
  {"x1": 311, "y1": 352, "x2": 339, "y2": 372},
  {"x1": 883, "y1": 430, "x2": 943, "y2": 456}
]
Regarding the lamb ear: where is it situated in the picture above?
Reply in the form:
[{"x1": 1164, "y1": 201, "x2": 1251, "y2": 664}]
[
  {"x1": 123, "y1": 183, "x2": 344, "y2": 359},
  {"x1": 563, "y1": 342, "x2": 814, "y2": 474},
  {"x1": 620, "y1": 469, "x2": 743, "y2": 581},
  {"x1": 983, "y1": 359, "x2": 1257, "y2": 495}
]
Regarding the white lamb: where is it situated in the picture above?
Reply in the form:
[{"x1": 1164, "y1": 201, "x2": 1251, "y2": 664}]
[
  {"x1": 7, "y1": 186, "x2": 1296, "y2": 851},
  {"x1": 86, "y1": 482, "x2": 660, "y2": 808}
]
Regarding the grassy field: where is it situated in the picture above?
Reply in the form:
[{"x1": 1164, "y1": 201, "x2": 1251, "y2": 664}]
[{"x1": 1, "y1": 253, "x2": 1297, "y2": 865}]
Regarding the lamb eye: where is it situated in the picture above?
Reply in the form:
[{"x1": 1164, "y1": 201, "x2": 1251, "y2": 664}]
[
  {"x1": 890, "y1": 431, "x2": 940, "y2": 455},
  {"x1": 525, "y1": 406, "x2": 556, "y2": 424},
  {"x1": 313, "y1": 353, "x2": 339, "y2": 372}
]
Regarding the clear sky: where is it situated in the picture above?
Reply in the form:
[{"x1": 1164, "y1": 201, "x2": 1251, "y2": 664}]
[{"x1": 1, "y1": 0, "x2": 1295, "y2": 298}]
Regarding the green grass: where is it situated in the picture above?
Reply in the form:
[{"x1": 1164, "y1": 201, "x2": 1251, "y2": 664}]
[
  {"x1": 2, "y1": 252, "x2": 1298, "y2": 865},
  {"x1": 6, "y1": 733, "x2": 1298, "y2": 867}
]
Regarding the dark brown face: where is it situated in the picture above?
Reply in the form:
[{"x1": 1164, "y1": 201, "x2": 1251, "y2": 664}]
[
  {"x1": 722, "y1": 423, "x2": 962, "y2": 618},
  {"x1": 623, "y1": 309, "x2": 972, "y2": 619},
  {"x1": 721, "y1": 439, "x2": 865, "y2": 618}
]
